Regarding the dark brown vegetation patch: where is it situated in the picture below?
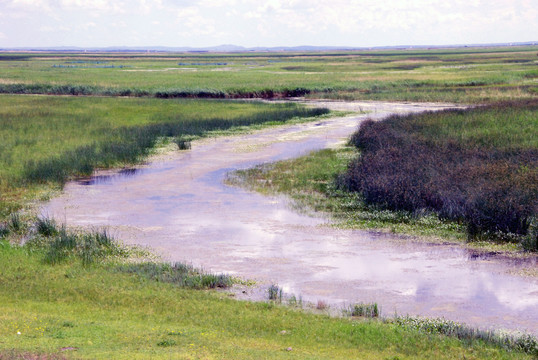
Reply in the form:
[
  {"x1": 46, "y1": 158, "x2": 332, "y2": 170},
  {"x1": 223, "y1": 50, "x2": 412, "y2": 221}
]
[{"x1": 340, "y1": 100, "x2": 537, "y2": 246}]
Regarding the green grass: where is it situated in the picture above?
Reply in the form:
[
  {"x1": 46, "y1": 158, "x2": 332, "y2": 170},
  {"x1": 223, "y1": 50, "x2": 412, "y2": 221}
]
[
  {"x1": 0, "y1": 95, "x2": 328, "y2": 220},
  {"x1": 393, "y1": 316, "x2": 537, "y2": 356},
  {"x1": 228, "y1": 147, "x2": 466, "y2": 241},
  {"x1": 0, "y1": 46, "x2": 536, "y2": 103},
  {"x1": 396, "y1": 101, "x2": 538, "y2": 150},
  {"x1": 0, "y1": 241, "x2": 533, "y2": 359}
]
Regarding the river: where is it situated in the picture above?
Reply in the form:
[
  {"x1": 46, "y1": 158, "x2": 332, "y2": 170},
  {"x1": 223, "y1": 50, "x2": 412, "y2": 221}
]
[{"x1": 42, "y1": 100, "x2": 538, "y2": 335}]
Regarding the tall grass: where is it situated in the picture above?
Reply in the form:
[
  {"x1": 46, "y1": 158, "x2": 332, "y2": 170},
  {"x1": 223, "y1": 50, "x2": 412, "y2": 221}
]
[
  {"x1": 0, "y1": 95, "x2": 328, "y2": 219},
  {"x1": 0, "y1": 223, "x2": 9, "y2": 238},
  {"x1": 394, "y1": 316, "x2": 538, "y2": 356},
  {"x1": 21, "y1": 106, "x2": 328, "y2": 184},
  {"x1": 113, "y1": 262, "x2": 233, "y2": 290},
  {"x1": 36, "y1": 227, "x2": 124, "y2": 266},
  {"x1": 36, "y1": 216, "x2": 59, "y2": 237},
  {"x1": 346, "y1": 302, "x2": 380, "y2": 318},
  {"x1": 341, "y1": 99, "x2": 537, "y2": 245},
  {"x1": 267, "y1": 284, "x2": 283, "y2": 302}
]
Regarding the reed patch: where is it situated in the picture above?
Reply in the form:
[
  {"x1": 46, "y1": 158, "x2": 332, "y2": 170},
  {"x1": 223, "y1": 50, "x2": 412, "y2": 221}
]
[{"x1": 341, "y1": 100, "x2": 537, "y2": 246}]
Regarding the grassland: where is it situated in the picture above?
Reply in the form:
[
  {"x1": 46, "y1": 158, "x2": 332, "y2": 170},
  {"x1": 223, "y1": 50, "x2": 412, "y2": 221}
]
[
  {"x1": 1, "y1": 47, "x2": 537, "y2": 358},
  {"x1": 229, "y1": 147, "x2": 467, "y2": 242},
  {"x1": 0, "y1": 95, "x2": 328, "y2": 219},
  {"x1": 0, "y1": 236, "x2": 535, "y2": 359},
  {"x1": 0, "y1": 46, "x2": 536, "y2": 102}
]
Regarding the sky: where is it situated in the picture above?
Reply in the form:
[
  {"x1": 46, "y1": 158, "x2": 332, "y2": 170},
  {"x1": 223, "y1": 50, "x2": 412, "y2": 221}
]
[{"x1": 0, "y1": 0, "x2": 537, "y2": 48}]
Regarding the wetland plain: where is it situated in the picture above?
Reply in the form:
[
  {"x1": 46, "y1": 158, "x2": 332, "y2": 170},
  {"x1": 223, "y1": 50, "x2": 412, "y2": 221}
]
[
  {"x1": 42, "y1": 100, "x2": 538, "y2": 335},
  {"x1": 1, "y1": 48, "x2": 537, "y2": 358}
]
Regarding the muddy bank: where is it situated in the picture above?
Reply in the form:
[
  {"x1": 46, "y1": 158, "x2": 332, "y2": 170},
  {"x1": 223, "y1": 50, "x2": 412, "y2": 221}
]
[{"x1": 41, "y1": 100, "x2": 538, "y2": 335}]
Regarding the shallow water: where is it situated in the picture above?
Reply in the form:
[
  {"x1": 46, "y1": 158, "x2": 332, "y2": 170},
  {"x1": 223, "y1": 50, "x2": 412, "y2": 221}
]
[{"x1": 42, "y1": 100, "x2": 538, "y2": 335}]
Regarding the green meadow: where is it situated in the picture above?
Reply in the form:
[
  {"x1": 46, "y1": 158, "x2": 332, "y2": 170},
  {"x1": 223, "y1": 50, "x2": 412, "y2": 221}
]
[
  {"x1": 0, "y1": 95, "x2": 327, "y2": 218},
  {"x1": 0, "y1": 46, "x2": 536, "y2": 102},
  {"x1": 0, "y1": 238, "x2": 534, "y2": 359}
]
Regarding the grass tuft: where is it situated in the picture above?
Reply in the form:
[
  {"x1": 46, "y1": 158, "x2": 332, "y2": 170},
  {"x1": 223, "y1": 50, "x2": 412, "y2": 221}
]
[
  {"x1": 8, "y1": 213, "x2": 23, "y2": 233},
  {"x1": 346, "y1": 302, "x2": 380, "y2": 318},
  {"x1": 156, "y1": 339, "x2": 177, "y2": 347},
  {"x1": 174, "y1": 138, "x2": 191, "y2": 150},
  {"x1": 36, "y1": 216, "x2": 59, "y2": 237},
  {"x1": 394, "y1": 316, "x2": 538, "y2": 356},
  {"x1": 0, "y1": 223, "x2": 9, "y2": 238},
  {"x1": 113, "y1": 262, "x2": 234, "y2": 290},
  {"x1": 268, "y1": 284, "x2": 283, "y2": 302},
  {"x1": 521, "y1": 218, "x2": 538, "y2": 252},
  {"x1": 43, "y1": 227, "x2": 77, "y2": 265},
  {"x1": 35, "y1": 227, "x2": 125, "y2": 266}
]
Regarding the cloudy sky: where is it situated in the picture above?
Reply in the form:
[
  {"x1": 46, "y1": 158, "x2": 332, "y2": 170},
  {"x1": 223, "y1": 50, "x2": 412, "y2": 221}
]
[{"x1": 0, "y1": 0, "x2": 536, "y2": 48}]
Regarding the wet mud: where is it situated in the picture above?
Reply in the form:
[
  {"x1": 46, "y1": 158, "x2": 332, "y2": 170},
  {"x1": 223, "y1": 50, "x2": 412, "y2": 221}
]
[{"x1": 42, "y1": 100, "x2": 538, "y2": 335}]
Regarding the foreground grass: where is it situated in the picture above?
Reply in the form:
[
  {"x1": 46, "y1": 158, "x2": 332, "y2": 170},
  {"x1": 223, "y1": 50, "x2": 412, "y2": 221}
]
[
  {"x1": 0, "y1": 46, "x2": 536, "y2": 103},
  {"x1": 229, "y1": 147, "x2": 467, "y2": 241},
  {"x1": 0, "y1": 241, "x2": 533, "y2": 359},
  {"x1": 0, "y1": 95, "x2": 328, "y2": 219}
]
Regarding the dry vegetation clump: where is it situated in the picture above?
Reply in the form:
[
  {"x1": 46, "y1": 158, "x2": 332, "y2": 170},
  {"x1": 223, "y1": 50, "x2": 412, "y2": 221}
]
[
  {"x1": 341, "y1": 100, "x2": 537, "y2": 246},
  {"x1": 0, "y1": 351, "x2": 68, "y2": 360}
]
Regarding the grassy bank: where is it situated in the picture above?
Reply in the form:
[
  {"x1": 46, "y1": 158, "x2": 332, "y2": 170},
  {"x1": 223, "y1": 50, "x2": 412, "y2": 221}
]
[
  {"x1": 0, "y1": 95, "x2": 328, "y2": 220},
  {"x1": 0, "y1": 46, "x2": 536, "y2": 103},
  {"x1": 229, "y1": 147, "x2": 466, "y2": 241},
  {"x1": 230, "y1": 100, "x2": 537, "y2": 249},
  {"x1": 0, "y1": 235, "x2": 534, "y2": 359}
]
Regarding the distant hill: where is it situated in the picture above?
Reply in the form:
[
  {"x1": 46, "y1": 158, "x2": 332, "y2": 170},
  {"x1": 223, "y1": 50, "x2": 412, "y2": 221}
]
[{"x1": 1, "y1": 41, "x2": 536, "y2": 53}]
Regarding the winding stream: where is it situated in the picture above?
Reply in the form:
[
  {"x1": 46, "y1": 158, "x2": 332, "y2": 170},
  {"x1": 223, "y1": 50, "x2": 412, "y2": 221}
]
[{"x1": 42, "y1": 100, "x2": 538, "y2": 335}]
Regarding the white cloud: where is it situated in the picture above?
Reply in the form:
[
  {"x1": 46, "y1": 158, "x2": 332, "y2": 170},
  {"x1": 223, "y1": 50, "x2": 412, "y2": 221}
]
[
  {"x1": 7, "y1": 0, "x2": 125, "y2": 13},
  {"x1": 8, "y1": 0, "x2": 53, "y2": 13},
  {"x1": 174, "y1": 5, "x2": 216, "y2": 35},
  {"x1": 225, "y1": 0, "x2": 538, "y2": 40},
  {"x1": 199, "y1": 0, "x2": 238, "y2": 7},
  {"x1": 10, "y1": 0, "x2": 49, "y2": 8},
  {"x1": 176, "y1": 6, "x2": 199, "y2": 18},
  {"x1": 79, "y1": 21, "x2": 97, "y2": 30},
  {"x1": 60, "y1": 0, "x2": 125, "y2": 13},
  {"x1": 39, "y1": 25, "x2": 55, "y2": 32},
  {"x1": 111, "y1": 21, "x2": 127, "y2": 28},
  {"x1": 243, "y1": 11, "x2": 260, "y2": 19},
  {"x1": 225, "y1": 9, "x2": 238, "y2": 17},
  {"x1": 139, "y1": 0, "x2": 163, "y2": 14},
  {"x1": 1, "y1": 0, "x2": 536, "y2": 48}
]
